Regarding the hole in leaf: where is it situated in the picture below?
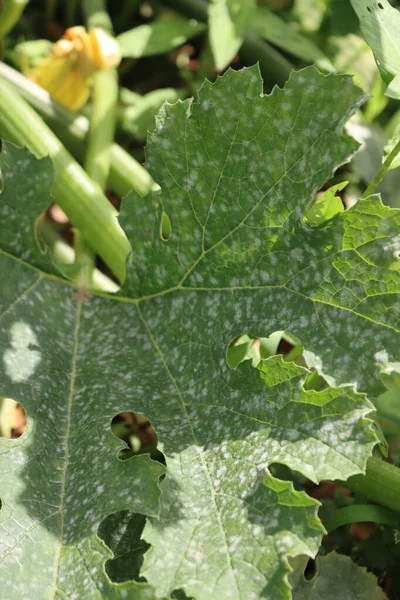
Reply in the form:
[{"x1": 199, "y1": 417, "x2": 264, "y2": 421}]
[
  {"x1": 378, "y1": 2, "x2": 383, "y2": 8},
  {"x1": 111, "y1": 411, "x2": 165, "y2": 464},
  {"x1": 172, "y1": 590, "x2": 194, "y2": 600},
  {"x1": 304, "y1": 557, "x2": 317, "y2": 580},
  {"x1": 226, "y1": 331, "x2": 328, "y2": 391},
  {"x1": 160, "y1": 211, "x2": 172, "y2": 241},
  {"x1": 0, "y1": 398, "x2": 27, "y2": 438},
  {"x1": 227, "y1": 330, "x2": 304, "y2": 369},
  {"x1": 98, "y1": 510, "x2": 149, "y2": 583}
]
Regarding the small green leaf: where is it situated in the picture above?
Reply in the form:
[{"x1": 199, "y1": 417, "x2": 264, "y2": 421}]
[
  {"x1": 208, "y1": 0, "x2": 256, "y2": 70},
  {"x1": 303, "y1": 182, "x2": 347, "y2": 226},
  {"x1": 120, "y1": 88, "x2": 186, "y2": 142},
  {"x1": 117, "y1": 18, "x2": 206, "y2": 58}
]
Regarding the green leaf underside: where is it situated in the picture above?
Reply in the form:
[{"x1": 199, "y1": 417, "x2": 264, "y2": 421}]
[
  {"x1": 350, "y1": 0, "x2": 400, "y2": 98},
  {"x1": 1, "y1": 65, "x2": 400, "y2": 599}
]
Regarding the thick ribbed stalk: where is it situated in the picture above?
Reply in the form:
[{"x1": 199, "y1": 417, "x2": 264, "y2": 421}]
[
  {"x1": 85, "y1": 70, "x2": 118, "y2": 187},
  {"x1": 0, "y1": 61, "x2": 157, "y2": 197},
  {"x1": 342, "y1": 457, "x2": 400, "y2": 514},
  {"x1": 361, "y1": 138, "x2": 400, "y2": 199},
  {"x1": 79, "y1": 0, "x2": 120, "y2": 288},
  {"x1": 0, "y1": 77, "x2": 130, "y2": 282}
]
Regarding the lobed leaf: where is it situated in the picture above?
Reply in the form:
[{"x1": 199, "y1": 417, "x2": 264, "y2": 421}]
[{"x1": 1, "y1": 65, "x2": 399, "y2": 599}]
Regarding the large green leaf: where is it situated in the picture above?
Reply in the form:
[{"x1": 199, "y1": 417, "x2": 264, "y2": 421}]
[
  {"x1": 1, "y1": 66, "x2": 400, "y2": 598},
  {"x1": 0, "y1": 147, "x2": 165, "y2": 598}
]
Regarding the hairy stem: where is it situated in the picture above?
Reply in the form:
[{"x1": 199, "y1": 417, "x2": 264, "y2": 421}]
[
  {"x1": 85, "y1": 69, "x2": 118, "y2": 188},
  {"x1": 361, "y1": 138, "x2": 400, "y2": 199},
  {"x1": 78, "y1": 0, "x2": 120, "y2": 289}
]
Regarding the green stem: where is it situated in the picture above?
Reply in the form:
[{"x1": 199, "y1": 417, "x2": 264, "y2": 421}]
[
  {"x1": 85, "y1": 69, "x2": 118, "y2": 189},
  {"x1": 84, "y1": 0, "x2": 117, "y2": 191},
  {"x1": 0, "y1": 61, "x2": 157, "y2": 197},
  {"x1": 342, "y1": 456, "x2": 400, "y2": 514},
  {"x1": 0, "y1": 76, "x2": 130, "y2": 282},
  {"x1": 79, "y1": 0, "x2": 119, "y2": 289},
  {"x1": 37, "y1": 219, "x2": 118, "y2": 292},
  {"x1": 0, "y1": 0, "x2": 28, "y2": 37},
  {"x1": 323, "y1": 504, "x2": 399, "y2": 533},
  {"x1": 161, "y1": 0, "x2": 293, "y2": 87},
  {"x1": 361, "y1": 138, "x2": 400, "y2": 199}
]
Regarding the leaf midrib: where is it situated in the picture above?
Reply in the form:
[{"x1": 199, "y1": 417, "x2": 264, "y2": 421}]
[
  {"x1": 0, "y1": 246, "x2": 397, "y2": 336},
  {"x1": 136, "y1": 303, "x2": 242, "y2": 598},
  {"x1": 52, "y1": 295, "x2": 82, "y2": 596}
]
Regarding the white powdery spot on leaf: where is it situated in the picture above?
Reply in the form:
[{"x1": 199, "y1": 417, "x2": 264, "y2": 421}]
[{"x1": 1, "y1": 65, "x2": 399, "y2": 599}]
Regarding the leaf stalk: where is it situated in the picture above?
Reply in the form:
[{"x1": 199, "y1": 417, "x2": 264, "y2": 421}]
[
  {"x1": 342, "y1": 456, "x2": 400, "y2": 514},
  {"x1": 361, "y1": 138, "x2": 400, "y2": 199},
  {"x1": 0, "y1": 76, "x2": 130, "y2": 281},
  {"x1": 0, "y1": 61, "x2": 157, "y2": 198},
  {"x1": 79, "y1": 0, "x2": 118, "y2": 289}
]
